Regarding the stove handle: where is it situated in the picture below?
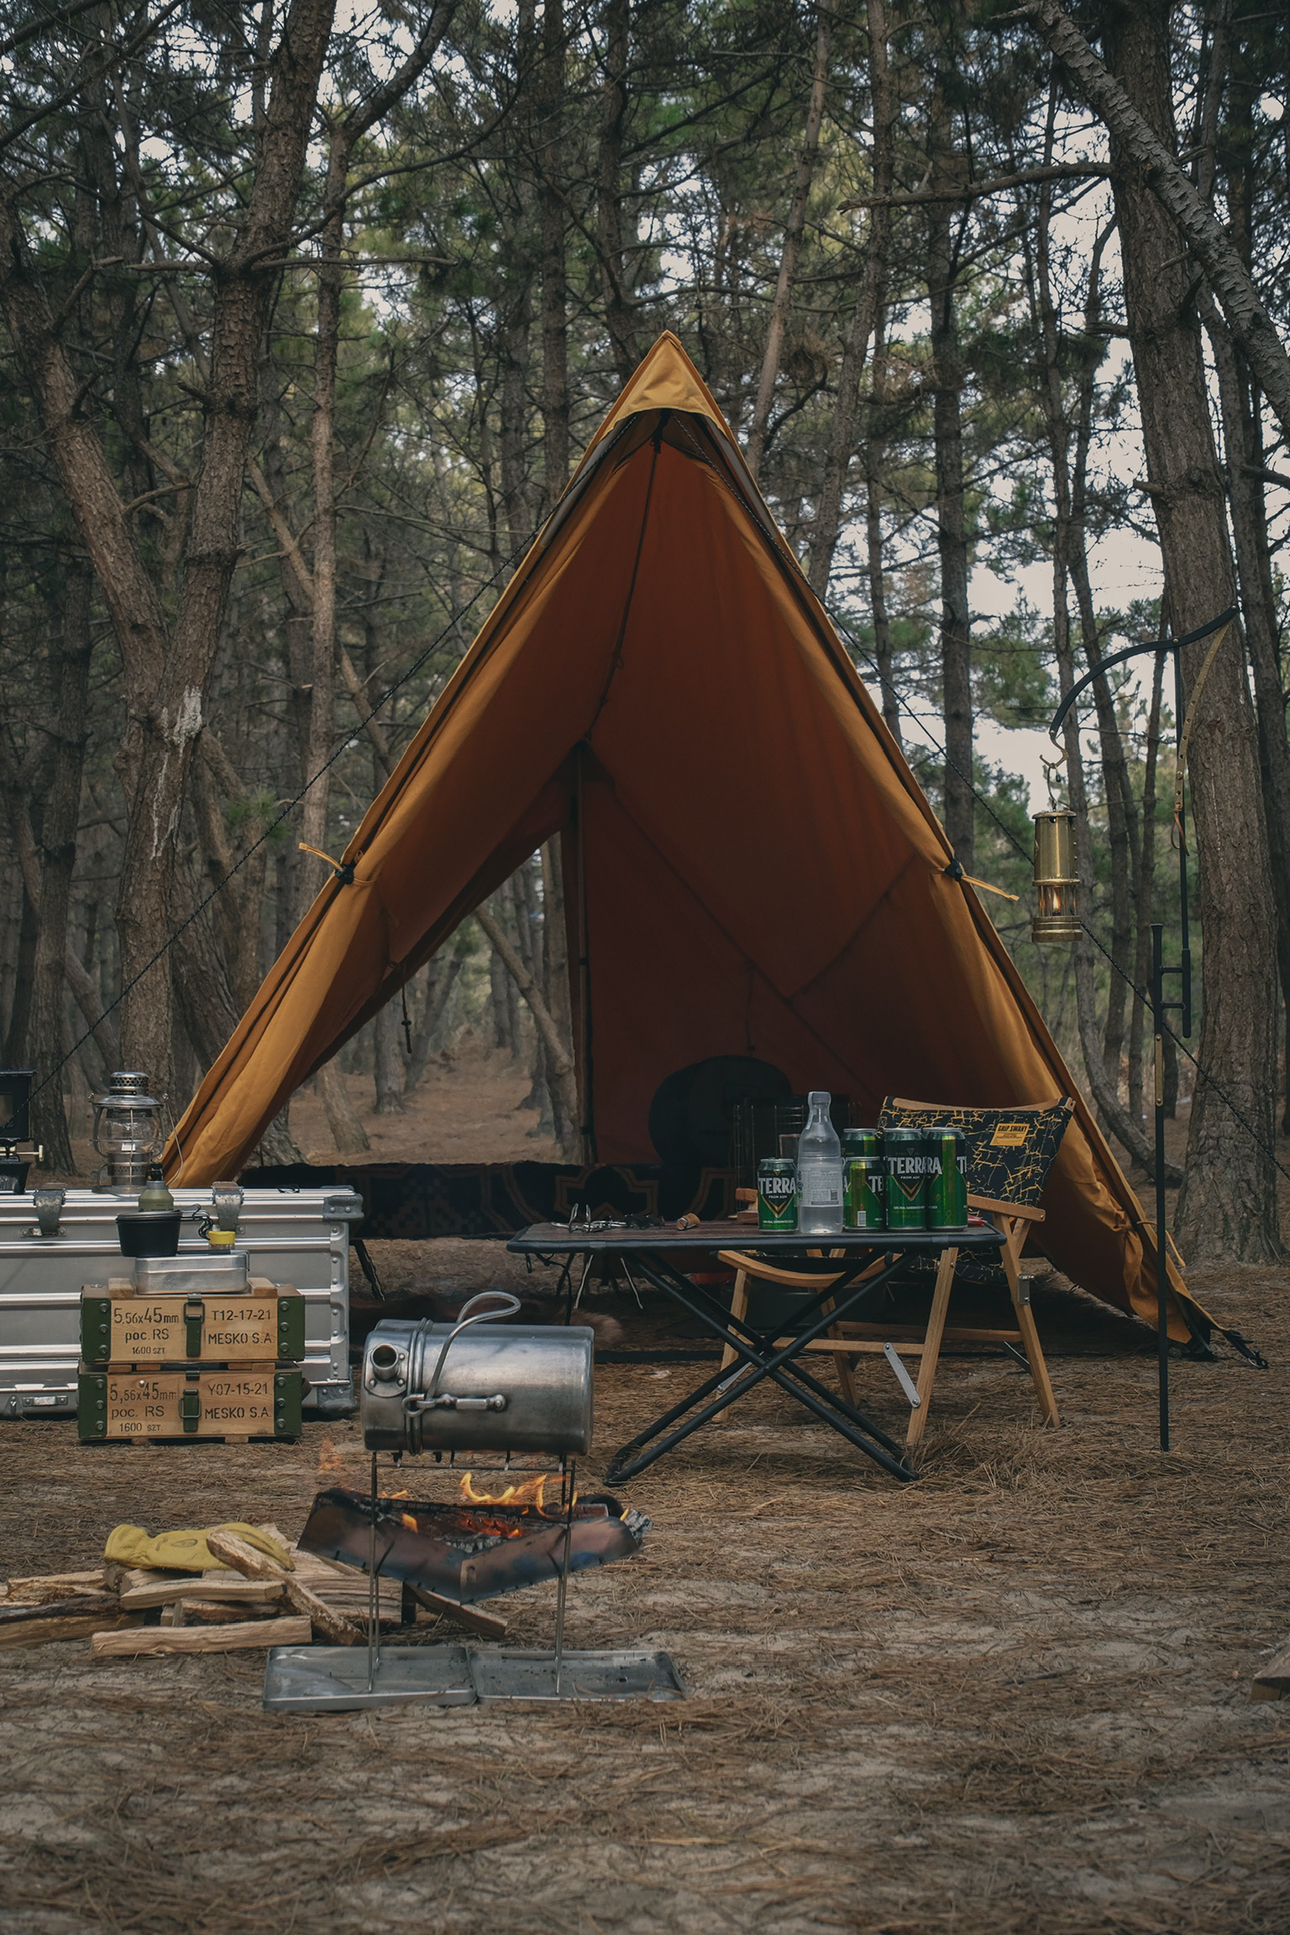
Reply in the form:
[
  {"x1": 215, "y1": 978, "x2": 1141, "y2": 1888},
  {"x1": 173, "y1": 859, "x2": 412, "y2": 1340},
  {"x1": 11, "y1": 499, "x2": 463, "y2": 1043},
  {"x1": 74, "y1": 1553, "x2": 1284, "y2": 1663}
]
[
  {"x1": 420, "y1": 1290, "x2": 522, "y2": 1407},
  {"x1": 403, "y1": 1392, "x2": 508, "y2": 1414}
]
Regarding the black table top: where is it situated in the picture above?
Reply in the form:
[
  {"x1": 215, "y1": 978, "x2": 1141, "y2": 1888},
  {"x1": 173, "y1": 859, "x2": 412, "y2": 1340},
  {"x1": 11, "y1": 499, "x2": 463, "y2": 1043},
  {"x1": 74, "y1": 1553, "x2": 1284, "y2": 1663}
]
[{"x1": 508, "y1": 1219, "x2": 1004, "y2": 1257}]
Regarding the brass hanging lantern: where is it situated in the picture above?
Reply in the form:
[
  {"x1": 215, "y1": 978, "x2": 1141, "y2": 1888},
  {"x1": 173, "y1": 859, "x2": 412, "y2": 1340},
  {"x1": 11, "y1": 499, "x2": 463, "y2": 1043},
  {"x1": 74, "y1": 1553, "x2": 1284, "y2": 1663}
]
[{"x1": 1031, "y1": 810, "x2": 1080, "y2": 943}]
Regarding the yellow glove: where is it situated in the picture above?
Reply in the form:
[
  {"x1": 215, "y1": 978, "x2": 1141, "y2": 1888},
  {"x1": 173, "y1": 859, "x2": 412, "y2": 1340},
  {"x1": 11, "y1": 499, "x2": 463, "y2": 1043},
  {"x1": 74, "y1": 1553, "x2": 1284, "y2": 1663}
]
[{"x1": 104, "y1": 1522, "x2": 294, "y2": 1572}]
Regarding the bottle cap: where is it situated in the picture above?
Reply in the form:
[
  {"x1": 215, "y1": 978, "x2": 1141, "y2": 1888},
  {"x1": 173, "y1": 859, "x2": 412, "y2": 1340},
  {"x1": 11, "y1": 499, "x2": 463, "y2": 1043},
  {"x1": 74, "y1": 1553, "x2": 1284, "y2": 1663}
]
[{"x1": 207, "y1": 1229, "x2": 237, "y2": 1249}]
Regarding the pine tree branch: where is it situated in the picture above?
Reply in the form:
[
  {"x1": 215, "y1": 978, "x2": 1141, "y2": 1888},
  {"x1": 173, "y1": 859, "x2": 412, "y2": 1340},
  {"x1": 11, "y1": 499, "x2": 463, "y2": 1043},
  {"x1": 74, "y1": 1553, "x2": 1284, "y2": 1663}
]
[{"x1": 1014, "y1": 0, "x2": 1290, "y2": 447}]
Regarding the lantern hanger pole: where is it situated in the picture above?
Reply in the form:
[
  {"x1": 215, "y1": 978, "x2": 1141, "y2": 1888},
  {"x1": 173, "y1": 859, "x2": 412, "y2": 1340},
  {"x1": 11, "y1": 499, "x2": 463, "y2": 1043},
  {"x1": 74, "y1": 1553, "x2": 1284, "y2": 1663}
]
[{"x1": 1151, "y1": 925, "x2": 1172, "y2": 1452}]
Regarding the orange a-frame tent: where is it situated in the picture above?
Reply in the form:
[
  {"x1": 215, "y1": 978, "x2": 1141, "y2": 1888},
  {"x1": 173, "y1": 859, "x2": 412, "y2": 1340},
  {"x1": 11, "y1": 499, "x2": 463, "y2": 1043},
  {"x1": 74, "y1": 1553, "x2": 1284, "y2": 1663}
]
[{"x1": 167, "y1": 333, "x2": 1202, "y2": 1338}]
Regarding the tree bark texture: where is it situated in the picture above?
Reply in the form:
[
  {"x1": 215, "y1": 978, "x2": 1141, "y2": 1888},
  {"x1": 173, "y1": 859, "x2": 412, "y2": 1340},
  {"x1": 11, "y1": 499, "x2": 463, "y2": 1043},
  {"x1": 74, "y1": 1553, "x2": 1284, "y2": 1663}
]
[
  {"x1": 865, "y1": 312, "x2": 902, "y2": 747},
  {"x1": 28, "y1": 558, "x2": 93, "y2": 1172},
  {"x1": 596, "y1": 0, "x2": 638, "y2": 385},
  {"x1": 538, "y1": 0, "x2": 570, "y2": 516},
  {"x1": 374, "y1": 999, "x2": 407, "y2": 1114},
  {"x1": 926, "y1": 75, "x2": 973, "y2": 873},
  {"x1": 1200, "y1": 293, "x2": 1290, "y2": 1138},
  {"x1": 809, "y1": 0, "x2": 890, "y2": 596},
  {"x1": 1104, "y1": 0, "x2": 1281, "y2": 1261},
  {"x1": 474, "y1": 903, "x2": 579, "y2": 1145},
  {"x1": 746, "y1": 0, "x2": 834, "y2": 481},
  {"x1": 0, "y1": 0, "x2": 337, "y2": 1110}
]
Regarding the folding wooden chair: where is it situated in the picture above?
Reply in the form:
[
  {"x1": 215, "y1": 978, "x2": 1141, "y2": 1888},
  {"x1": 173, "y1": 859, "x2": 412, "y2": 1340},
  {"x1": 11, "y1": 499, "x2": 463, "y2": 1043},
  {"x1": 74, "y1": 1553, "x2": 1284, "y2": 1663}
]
[
  {"x1": 851, "y1": 1097, "x2": 1071, "y2": 1443},
  {"x1": 718, "y1": 1098, "x2": 1072, "y2": 1444}
]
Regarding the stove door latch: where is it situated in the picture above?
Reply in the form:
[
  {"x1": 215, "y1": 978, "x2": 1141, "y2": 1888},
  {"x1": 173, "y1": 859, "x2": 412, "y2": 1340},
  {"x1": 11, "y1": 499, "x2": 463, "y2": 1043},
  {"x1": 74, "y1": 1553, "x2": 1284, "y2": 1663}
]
[{"x1": 403, "y1": 1391, "x2": 509, "y2": 1414}]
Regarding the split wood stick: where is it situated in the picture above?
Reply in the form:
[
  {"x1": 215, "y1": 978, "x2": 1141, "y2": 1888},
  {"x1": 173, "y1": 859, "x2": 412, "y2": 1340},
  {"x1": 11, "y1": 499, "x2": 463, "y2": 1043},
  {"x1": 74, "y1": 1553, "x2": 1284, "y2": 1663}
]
[
  {"x1": 121, "y1": 1577, "x2": 284, "y2": 1611},
  {"x1": 0, "y1": 1593, "x2": 122, "y2": 1626},
  {"x1": 5, "y1": 1568, "x2": 105, "y2": 1591},
  {"x1": 206, "y1": 1529, "x2": 362, "y2": 1646},
  {"x1": 174, "y1": 1600, "x2": 265, "y2": 1625},
  {"x1": 0, "y1": 1613, "x2": 141, "y2": 1651},
  {"x1": 402, "y1": 1581, "x2": 508, "y2": 1639},
  {"x1": 92, "y1": 1616, "x2": 311, "y2": 1658}
]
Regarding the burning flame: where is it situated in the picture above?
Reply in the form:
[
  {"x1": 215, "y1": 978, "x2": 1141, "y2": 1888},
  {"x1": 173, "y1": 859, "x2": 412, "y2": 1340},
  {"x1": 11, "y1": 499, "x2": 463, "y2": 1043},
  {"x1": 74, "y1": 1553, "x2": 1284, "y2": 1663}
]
[
  {"x1": 315, "y1": 1435, "x2": 345, "y2": 1480},
  {"x1": 458, "y1": 1471, "x2": 572, "y2": 1515}
]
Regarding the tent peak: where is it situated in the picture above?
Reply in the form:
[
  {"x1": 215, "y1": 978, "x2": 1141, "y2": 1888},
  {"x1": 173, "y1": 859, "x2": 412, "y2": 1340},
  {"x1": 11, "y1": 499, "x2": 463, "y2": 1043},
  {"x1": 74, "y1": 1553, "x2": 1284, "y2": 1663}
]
[{"x1": 586, "y1": 333, "x2": 733, "y2": 458}]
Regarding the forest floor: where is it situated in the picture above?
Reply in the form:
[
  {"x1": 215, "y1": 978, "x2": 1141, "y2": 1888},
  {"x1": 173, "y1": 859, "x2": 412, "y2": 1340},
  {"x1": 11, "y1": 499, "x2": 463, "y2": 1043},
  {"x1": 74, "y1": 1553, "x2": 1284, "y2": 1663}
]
[
  {"x1": 2, "y1": 1242, "x2": 1289, "y2": 1933},
  {"x1": 11, "y1": 1063, "x2": 1289, "y2": 1931},
  {"x1": 285, "y1": 1037, "x2": 564, "y2": 1167}
]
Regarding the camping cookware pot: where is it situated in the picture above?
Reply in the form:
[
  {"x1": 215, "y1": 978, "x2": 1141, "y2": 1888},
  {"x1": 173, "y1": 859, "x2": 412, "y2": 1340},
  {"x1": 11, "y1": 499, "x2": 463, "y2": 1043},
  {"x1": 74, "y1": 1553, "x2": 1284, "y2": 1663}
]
[
  {"x1": 115, "y1": 1210, "x2": 183, "y2": 1257},
  {"x1": 360, "y1": 1293, "x2": 594, "y2": 1456}
]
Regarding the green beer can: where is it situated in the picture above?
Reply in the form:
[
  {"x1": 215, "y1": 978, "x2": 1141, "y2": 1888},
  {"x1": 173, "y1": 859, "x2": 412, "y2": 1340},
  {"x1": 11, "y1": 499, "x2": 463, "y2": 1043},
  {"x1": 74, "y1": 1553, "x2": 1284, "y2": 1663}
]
[
  {"x1": 883, "y1": 1128, "x2": 929, "y2": 1231},
  {"x1": 926, "y1": 1127, "x2": 968, "y2": 1229},
  {"x1": 843, "y1": 1155, "x2": 885, "y2": 1230},
  {"x1": 841, "y1": 1128, "x2": 882, "y2": 1160},
  {"x1": 757, "y1": 1157, "x2": 798, "y2": 1232}
]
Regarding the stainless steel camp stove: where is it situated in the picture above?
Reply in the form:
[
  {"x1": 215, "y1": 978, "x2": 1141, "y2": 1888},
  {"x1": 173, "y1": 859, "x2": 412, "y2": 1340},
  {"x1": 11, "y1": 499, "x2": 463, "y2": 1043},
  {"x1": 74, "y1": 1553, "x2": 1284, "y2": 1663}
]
[{"x1": 263, "y1": 1293, "x2": 685, "y2": 1712}]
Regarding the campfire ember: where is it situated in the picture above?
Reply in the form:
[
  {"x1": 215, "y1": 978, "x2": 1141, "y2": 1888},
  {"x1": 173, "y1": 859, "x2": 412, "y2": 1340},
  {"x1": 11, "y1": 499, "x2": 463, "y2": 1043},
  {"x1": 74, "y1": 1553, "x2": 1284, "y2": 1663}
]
[
  {"x1": 314, "y1": 1436, "x2": 346, "y2": 1481},
  {"x1": 299, "y1": 1485, "x2": 649, "y2": 1604}
]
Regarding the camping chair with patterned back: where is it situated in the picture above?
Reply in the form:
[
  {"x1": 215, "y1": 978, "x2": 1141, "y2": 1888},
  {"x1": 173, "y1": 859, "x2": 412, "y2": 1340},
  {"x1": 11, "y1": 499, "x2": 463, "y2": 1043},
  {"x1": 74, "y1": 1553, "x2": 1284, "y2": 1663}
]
[
  {"x1": 713, "y1": 1096, "x2": 1074, "y2": 1443},
  {"x1": 828, "y1": 1096, "x2": 1074, "y2": 1446}
]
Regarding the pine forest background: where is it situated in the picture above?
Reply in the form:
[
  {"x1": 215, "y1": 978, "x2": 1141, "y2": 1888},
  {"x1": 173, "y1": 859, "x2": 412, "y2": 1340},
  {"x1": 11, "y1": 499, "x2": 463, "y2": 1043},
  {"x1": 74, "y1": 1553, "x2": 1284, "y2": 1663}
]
[{"x1": 1, "y1": 0, "x2": 1288, "y2": 1261}]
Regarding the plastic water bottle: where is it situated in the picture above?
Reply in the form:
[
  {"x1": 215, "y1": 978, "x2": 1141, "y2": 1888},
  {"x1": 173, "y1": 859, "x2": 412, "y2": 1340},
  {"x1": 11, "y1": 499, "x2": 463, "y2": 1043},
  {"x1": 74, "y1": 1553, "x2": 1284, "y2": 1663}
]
[{"x1": 797, "y1": 1092, "x2": 843, "y2": 1235}]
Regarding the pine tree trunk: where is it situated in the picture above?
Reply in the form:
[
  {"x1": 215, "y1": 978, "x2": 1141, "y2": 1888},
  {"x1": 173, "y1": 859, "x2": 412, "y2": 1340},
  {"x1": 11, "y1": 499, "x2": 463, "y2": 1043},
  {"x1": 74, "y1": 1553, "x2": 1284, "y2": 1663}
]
[
  {"x1": 28, "y1": 557, "x2": 93, "y2": 1174},
  {"x1": 865, "y1": 313, "x2": 902, "y2": 746},
  {"x1": 1104, "y1": 0, "x2": 1282, "y2": 1260},
  {"x1": 596, "y1": 0, "x2": 637, "y2": 386},
  {"x1": 315, "y1": 1061, "x2": 370, "y2": 1155},
  {"x1": 1201, "y1": 299, "x2": 1290, "y2": 1141},
  {"x1": 809, "y1": 0, "x2": 890, "y2": 595},
  {"x1": 538, "y1": 0, "x2": 569, "y2": 516},
  {"x1": 0, "y1": 0, "x2": 339, "y2": 1104},
  {"x1": 374, "y1": 999, "x2": 407, "y2": 1115},
  {"x1": 926, "y1": 76, "x2": 973, "y2": 872},
  {"x1": 746, "y1": 0, "x2": 834, "y2": 481}
]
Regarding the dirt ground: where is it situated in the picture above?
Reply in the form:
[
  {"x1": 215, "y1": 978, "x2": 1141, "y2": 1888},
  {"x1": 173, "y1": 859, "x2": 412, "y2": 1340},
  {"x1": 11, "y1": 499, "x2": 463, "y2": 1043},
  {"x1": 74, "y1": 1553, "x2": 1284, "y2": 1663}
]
[
  {"x1": 2, "y1": 1238, "x2": 1289, "y2": 1934},
  {"x1": 284, "y1": 1039, "x2": 563, "y2": 1166}
]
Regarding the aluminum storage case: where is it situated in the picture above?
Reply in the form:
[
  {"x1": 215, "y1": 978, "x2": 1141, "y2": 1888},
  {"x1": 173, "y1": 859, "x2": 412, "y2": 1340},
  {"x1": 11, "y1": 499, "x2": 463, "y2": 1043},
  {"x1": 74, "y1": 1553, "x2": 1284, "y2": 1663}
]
[{"x1": 0, "y1": 1186, "x2": 363, "y2": 1419}]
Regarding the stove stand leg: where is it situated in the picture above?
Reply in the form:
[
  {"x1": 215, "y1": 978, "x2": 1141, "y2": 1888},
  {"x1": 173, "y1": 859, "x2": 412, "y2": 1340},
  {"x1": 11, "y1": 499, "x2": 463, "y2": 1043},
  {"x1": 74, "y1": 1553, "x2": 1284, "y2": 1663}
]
[
  {"x1": 553, "y1": 1458, "x2": 575, "y2": 1696},
  {"x1": 367, "y1": 1452, "x2": 381, "y2": 1693}
]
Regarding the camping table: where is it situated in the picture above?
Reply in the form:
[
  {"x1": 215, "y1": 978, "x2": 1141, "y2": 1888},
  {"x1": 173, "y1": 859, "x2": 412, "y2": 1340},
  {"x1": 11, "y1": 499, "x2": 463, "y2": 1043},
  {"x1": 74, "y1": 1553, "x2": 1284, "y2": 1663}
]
[{"x1": 507, "y1": 1221, "x2": 1005, "y2": 1485}]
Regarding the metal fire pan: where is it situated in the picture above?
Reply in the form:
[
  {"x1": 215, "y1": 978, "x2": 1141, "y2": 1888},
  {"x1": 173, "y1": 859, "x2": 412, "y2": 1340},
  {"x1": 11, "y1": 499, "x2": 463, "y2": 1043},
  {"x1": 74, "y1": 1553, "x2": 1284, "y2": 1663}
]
[
  {"x1": 262, "y1": 1643, "x2": 686, "y2": 1712},
  {"x1": 299, "y1": 1486, "x2": 647, "y2": 1603},
  {"x1": 361, "y1": 1306, "x2": 594, "y2": 1455},
  {"x1": 468, "y1": 1648, "x2": 686, "y2": 1704},
  {"x1": 262, "y1": 1643, "x2": 475, "y2": 1712}
]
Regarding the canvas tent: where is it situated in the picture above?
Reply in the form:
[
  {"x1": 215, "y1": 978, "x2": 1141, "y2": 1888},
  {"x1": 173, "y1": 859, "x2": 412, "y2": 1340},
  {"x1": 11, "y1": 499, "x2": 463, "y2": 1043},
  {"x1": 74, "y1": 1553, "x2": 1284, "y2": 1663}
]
[{"x1": 168, "y1": 332, "x2": 1204, "y2": 1339}]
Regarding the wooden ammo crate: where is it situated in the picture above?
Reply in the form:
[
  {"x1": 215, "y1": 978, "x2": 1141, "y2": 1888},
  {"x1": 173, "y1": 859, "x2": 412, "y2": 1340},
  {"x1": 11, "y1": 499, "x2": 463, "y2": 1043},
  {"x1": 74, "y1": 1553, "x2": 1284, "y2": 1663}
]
[
  {"x1": 80, "y1": 1281, "x2": 305, "y2": 1368},
  {"x1": 78, "y1": 1368, "x2": 304, "y2": 1442}
]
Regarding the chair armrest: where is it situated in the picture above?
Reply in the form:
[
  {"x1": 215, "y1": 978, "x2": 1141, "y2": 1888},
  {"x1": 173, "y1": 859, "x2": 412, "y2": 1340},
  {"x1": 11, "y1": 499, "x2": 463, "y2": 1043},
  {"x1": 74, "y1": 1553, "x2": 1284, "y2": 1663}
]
[
  {"x1": 715, "y1": 1251, "x2": 846, "y2": 1289},
  {"x1": 968, "y1": 1193, "x2": 1045, "y2": 1223}
]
